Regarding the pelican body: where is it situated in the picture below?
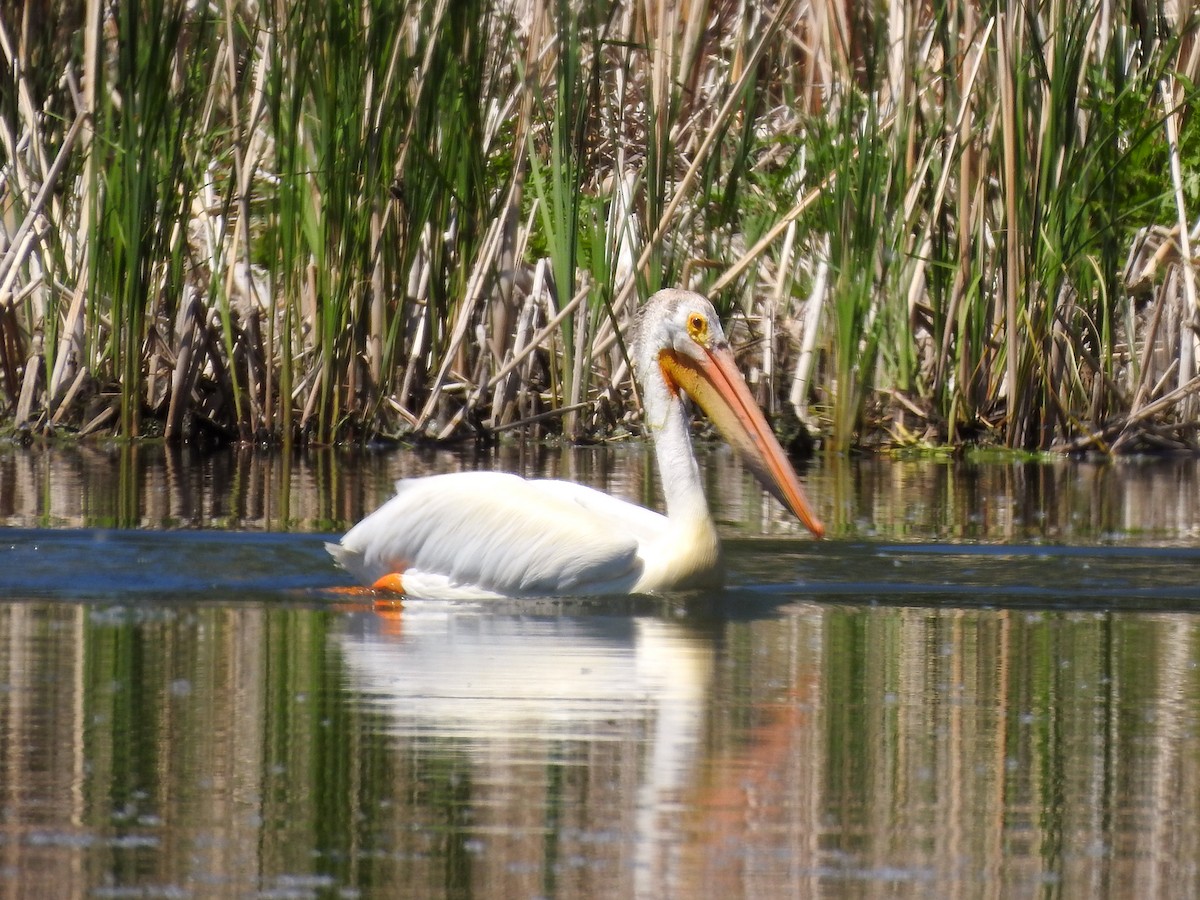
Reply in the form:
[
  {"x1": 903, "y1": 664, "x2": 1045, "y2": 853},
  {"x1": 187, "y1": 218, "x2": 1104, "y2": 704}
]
[{"x1": 328, "y1": 289, "x2": 824, "y2": 599}]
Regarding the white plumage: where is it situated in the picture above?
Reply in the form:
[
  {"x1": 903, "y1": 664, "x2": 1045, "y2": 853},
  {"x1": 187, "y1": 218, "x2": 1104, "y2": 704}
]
[{"x1": 328, "y1": 288, "x2": 823, "y2": 599}]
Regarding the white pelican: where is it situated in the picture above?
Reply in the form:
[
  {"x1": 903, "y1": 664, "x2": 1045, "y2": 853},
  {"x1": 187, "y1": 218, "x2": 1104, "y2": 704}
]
[{"x1": 328, "y1": 288, "x2": 824, "y2": 599}]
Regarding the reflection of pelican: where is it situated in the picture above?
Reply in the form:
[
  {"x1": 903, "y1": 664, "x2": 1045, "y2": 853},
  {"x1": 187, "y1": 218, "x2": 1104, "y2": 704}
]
[
  {"x1": 338, "y1": 607, "x2": 711, "y2": 748},
  {"x1": 336, "y1": 606, "x2": 712, "y2": 896},
  {"x1": 329, "y1": 289, "x2": 824, "y2": 599}
]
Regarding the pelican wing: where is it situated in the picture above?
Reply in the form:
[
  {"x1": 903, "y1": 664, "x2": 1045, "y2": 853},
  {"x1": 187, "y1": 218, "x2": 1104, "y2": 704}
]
[
  {"x1": 330, "y1": 471, "x2": 653, "y2": 596},
  {"x1": 531, "y1": 479, "x2": 668, "y2": 544}
]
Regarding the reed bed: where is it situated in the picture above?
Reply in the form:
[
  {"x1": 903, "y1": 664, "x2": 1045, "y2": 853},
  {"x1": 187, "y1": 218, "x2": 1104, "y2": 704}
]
[{"x1": 0, "y1": 0, "x2": 1197, "y2": 452}]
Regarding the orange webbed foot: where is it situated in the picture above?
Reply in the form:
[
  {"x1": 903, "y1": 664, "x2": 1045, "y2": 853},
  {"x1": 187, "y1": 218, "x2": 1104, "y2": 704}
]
[{"x1": 371, "y1": 572, "x2": 406, "y2": 594}]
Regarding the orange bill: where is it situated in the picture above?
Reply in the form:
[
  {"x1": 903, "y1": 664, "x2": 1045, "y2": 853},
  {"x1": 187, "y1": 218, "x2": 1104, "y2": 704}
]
[{"x1": 660, "y1": 345, "x2": 825, "y2": 538}]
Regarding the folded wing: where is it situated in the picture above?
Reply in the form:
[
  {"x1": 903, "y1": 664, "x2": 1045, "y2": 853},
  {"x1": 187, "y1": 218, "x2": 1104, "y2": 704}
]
[{"x1": 329, "y1": 471, "x2": 665, "y2": 597}]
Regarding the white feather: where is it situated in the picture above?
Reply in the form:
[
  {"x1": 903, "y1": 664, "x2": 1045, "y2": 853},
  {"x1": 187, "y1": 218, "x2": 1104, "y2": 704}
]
[{"x1": 331, "y1": 471, "x2": 649, "y2": 597}]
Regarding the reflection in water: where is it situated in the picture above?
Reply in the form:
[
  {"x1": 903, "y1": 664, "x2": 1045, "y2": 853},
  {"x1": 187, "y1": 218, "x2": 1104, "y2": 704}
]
[
  {"x1": 337, "y1": 606, "x2": 713, "y2": 898},
  {"x1": 2, "y1": 441, "x2": 1200, "y2": 542},
  {"x1": 680, "y1": 604, "x2": 1200, "y2": 897},
  {"x1": 0, "y1": 441, "x2": 666, "y2": 533},
  {"x1": 2, "y1": 445, "x2": 1200, "y2": 896},
  {"x1": 1, "y1": 588, "x2": 1197, "y2": 897}
]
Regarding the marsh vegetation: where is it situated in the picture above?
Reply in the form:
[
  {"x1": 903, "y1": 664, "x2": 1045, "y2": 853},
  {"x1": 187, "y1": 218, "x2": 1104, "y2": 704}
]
[{"x1": 1, "y1": 0, "x2": 1198, "y2": 452}]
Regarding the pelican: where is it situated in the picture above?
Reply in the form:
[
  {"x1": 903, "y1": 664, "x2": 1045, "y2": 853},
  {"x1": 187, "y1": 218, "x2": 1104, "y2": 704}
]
[{"x1": 328, "y1": 288, "x2": 824, "y2": 599}]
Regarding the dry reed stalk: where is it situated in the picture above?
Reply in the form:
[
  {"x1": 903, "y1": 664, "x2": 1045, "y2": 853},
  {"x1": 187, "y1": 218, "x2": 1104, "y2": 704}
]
[
  {"x1": 0, "y1": 114, "x2": 87, "y2": 294},
  {"x1": 0, "y1": 305, "x2": 24, "y2": 406},
  {"x1": 1046, "y1": 284, "x2": 1074, "y2": 444},
  {"x1": 361, "y1": 3, "x2": 406, "y2": 393},
  {"x1": 143, "y1": 342, "x2": 168, "y2": 417},
  {"x1": 938, "y1": 4, "x2": 983, "y2": 405},
  {"x1": 297, "y1": 263, "x2": 321, "y2": 434},
  {"x1": 214, "y1": 9, "x2": 269, "y2": 435},
  {"x1": 609, "y1": 0, "x2": 796, "y2": 321},
  {"x1": 0, "y1": 15, "x2": 51, "y2": 188},
  {"x1": 1162, "y1": 77, "x2": 1200, "y2": 408},
  {"x1": 485, "y1": 280, "x2": 590, "y2": 397},
  {"x1": 50, "y1": 365, "x2": 89, "y2": 426},
  {"x1": 1067, "y1": 374, "x2": 1200, "y2": 454},
  {"x1": 762, "y1": 219, "x2": 799, "y2": 416},
  {"x1": 491, "y1": 400, "x2": 592, "y2": 434},
  {"x1": 564, "y1": 289, "x2": 589, "y2": 438},
  {"x1": 297, "y1": 367, "x2": 322, "y2": 434},
  {"x1": 710, "y1": 174, "x2": 832, "y2": 298},
  {"x1": 997, "y1": 7, "x2": 1022, "y2": 446},
  {"x1": 938, "y1": 152, "x2": 992, "y2": 402},
  {"x1": 789, "y1": 255, "x2": 828, "y2": 424},
  {"x1": 48, "y1": 282, "x2": 86, "y2": 404},
  {"x1": 367, "y1": 205, "x2": 386, "y2": 391},
  {"x1": 396, "y1": 231, "x2": 434, "y2": 416},
  {"x1": 537, "y1": 273, "x2": 563, "y2": 414},
  {"x1": 78, "y1": 405, "x2": 116, "y2": 437},
  {"x1": 0, "y1": 232, "x2": 37, "y2": 307},
  {"x1": 494, "y1": 297, "x2": 537, "y2": 427},
  {"x1": 921, "y1": 15, "x2": 994, "y2": 335},
  {"x1": 584, "y1": 170, "x2": 641, "y2": 364},
  {"x1": 644, "y1": 0, "x2": 679, "y2": 166},
  {"x1": 1128, "y1": 271, "x2": 1172, "y2": 419},
  {"x1": 491, "y1": 180, "x2": 537, "y2": 369},
  {"x1": 491, "y1": 260, "x2": 543, "y2": 429},
  {"x1": 166, "y1": 296, "x2": 203, "y2": 442},
  {"x1": 240, "y1": 310, "x2": 266, "y2": 436},
  {"x1": 411, "y1": 213, "x2": 508, "y2": 432},
  {"x1": 14, "y1": 334, "x2": 43, "y2": 428}
]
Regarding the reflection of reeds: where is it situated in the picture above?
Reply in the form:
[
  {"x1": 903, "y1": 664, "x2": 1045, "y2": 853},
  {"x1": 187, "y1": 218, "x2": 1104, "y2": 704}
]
[
  {"x1": 4, "y1": 584, "x2": 1199, "y2": 896},
  {"x1": 5, "y1": 442, "x2": 1200, "y2": 543},
  {"x1": 0, "y1": 2, "x2": 1197, "y2": 451}
]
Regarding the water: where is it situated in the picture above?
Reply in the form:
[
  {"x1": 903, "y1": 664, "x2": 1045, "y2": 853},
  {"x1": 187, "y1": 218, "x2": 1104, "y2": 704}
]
[{"x1": 1, "y1": 443, "x2": 1199, "y2": 897}]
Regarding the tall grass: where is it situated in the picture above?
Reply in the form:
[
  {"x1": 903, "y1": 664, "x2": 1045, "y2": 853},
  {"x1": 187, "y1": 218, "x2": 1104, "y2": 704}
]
[{"x1": 0, "y1": 0, "x2": 1198, "y2": 453}]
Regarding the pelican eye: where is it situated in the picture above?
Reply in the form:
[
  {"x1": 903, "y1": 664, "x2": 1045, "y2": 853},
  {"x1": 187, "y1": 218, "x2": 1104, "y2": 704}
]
[{"x1": 686, "y1": 312, "x2": 708, "y2": 343}]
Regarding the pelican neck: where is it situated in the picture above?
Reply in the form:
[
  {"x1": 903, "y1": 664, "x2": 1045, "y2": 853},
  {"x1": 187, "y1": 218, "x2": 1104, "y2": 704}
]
[{"x1": 643, "y1": 376, "x2": 712, "y2": 526}]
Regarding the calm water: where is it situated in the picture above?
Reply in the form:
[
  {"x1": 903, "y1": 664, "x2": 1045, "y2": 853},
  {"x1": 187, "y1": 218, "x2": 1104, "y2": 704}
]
[{"x1": 1, "y1": 443, "x2": 1200, "y2": 898}]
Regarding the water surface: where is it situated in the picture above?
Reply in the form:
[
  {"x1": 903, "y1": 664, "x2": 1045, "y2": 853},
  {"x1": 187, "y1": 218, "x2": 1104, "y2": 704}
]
[{"x1": 1, "y1": 444, "x2": 1198, "y2": 897}]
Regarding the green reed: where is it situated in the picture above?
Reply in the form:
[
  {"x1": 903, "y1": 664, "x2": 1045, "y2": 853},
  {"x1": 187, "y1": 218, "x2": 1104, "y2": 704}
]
[
  {"x1": 1, "y1": 0, "x2": 1198, "y2": 452},
  {"x1": 260, "y1": 0, "x2": 503, "y2": 442},
  {"x1": 989, "y1": 1, "x2": 1194, "y2": 449},
  {"x1": 88, "y1": 1, "x2": 215, "y2": 436}
]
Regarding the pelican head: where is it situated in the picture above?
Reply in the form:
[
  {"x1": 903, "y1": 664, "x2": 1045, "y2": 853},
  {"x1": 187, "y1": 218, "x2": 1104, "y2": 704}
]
[{"x1": 633, "y1": 289, "x2": 825, "y2": 539}]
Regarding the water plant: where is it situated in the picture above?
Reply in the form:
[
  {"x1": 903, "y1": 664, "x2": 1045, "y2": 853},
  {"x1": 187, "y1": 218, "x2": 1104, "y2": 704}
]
[{"x1": 0, "y1": 0, "x2": 1197, "y2": 453}]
